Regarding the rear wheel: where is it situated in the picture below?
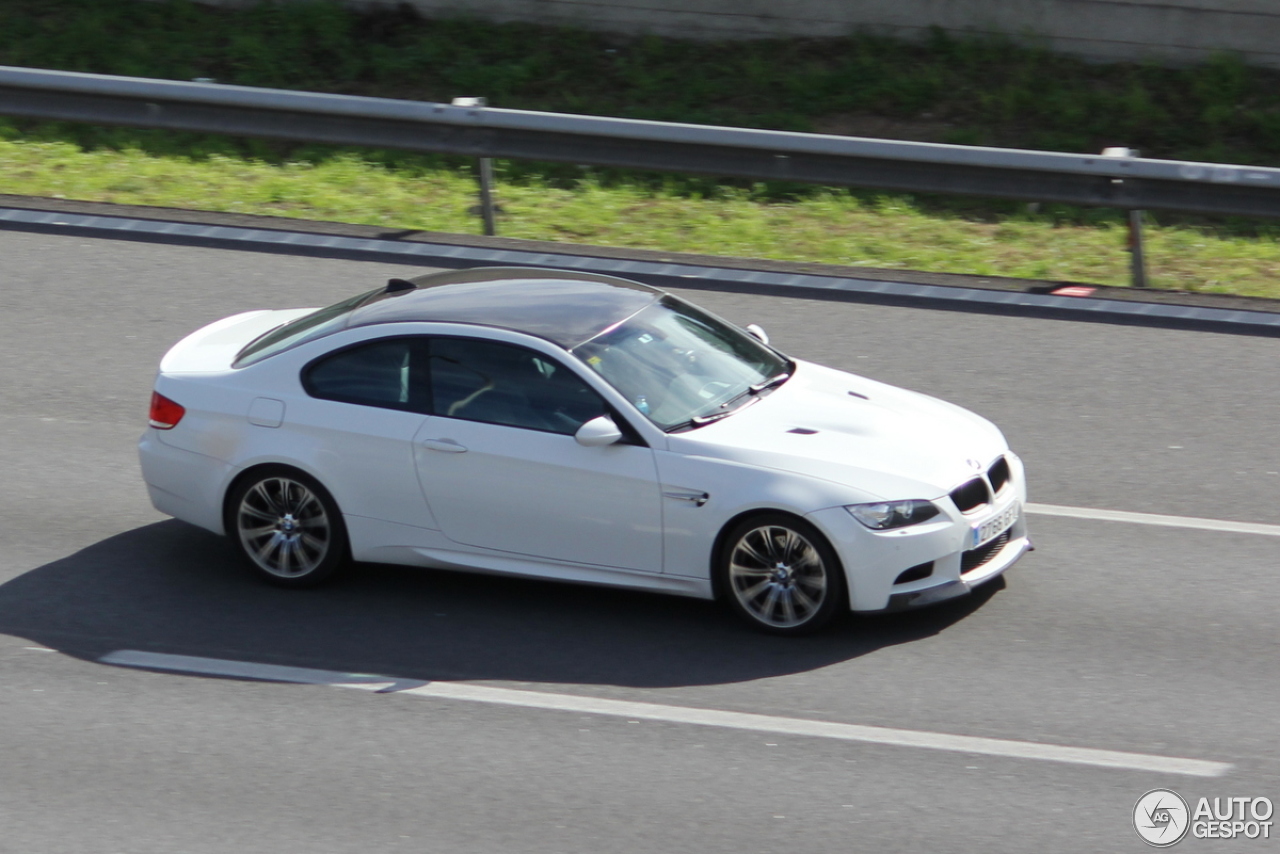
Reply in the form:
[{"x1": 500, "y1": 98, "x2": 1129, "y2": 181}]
[
  {"x1": 227, "y1": 467, "x2": 348, "y2": 587},
  {"x1": 719, "y1": 514, "x2": 846, "y2": 635}
]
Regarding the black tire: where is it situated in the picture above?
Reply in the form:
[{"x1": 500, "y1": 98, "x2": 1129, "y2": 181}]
[
  {"x1": 718, "y1": 514, "x2": 846, "y2": 636},
  {"x1": 225, "y1": 466, "x2": 349, "y2": 588}
]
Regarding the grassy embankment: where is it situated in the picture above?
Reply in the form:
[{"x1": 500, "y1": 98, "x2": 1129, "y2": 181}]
[{"x1": 4, "y1": 0, "x2": 1280, "y2": 297}]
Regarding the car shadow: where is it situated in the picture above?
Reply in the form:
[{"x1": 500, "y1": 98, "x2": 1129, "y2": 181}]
[{"x1": 0, "y1": 520, "x2": 1004, "y2": 689}]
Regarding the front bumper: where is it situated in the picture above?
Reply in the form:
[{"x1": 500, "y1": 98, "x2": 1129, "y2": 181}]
[
  {"x1": 806, "y1": 455, "x2": 1032, "y2": 612},
  {"x1": 881, "y1": 533, "x2": 1032, "y2": 611}
]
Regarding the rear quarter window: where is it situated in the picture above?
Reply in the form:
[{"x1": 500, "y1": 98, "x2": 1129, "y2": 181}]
[{"x1": 303, "y1": 339, "x2": 428, "y2": 412}]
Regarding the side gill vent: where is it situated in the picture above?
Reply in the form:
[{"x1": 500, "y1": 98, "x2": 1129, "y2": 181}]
[
  {"x1": 787, "y1": 428, "x2": 818, "y2": 434},
  {"x1": 847, "y1": 390, "x2": 869, "y2": 400},
  {"x1": 988, "y1": 456, "x2": 1012, "y2": 493},
  {"x1": 950, "y1": 477, "x2": 991, "y2": 513}
]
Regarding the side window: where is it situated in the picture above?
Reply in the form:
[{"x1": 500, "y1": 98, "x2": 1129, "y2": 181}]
[
  {"x1": 304, "y1": 339, "x2": 426, "y2": 412},
  {"x1": 430, "y1": 338, "x2": 606, "y2": 435}
]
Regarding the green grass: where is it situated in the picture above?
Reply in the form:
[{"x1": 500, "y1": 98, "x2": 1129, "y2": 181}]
[
  {"x1": 4, "y1": 0, "x2": 1280, "y2": 299},
  {"x1": 7, "y1": 138, "x2": 1280, "y2": 298}
]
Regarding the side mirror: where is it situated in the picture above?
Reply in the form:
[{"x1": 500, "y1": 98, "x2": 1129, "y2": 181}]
[
  {"x1": 745, "y1": 323, "x2": 770, "y2": 345},
  {"x1": 574, "y1": 415, "x2": 623, "y2": 447}
]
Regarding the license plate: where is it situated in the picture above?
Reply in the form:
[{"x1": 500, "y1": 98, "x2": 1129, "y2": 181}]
[{"x1": 970, "y1": 502, "x2": 1019, "y2": 549}]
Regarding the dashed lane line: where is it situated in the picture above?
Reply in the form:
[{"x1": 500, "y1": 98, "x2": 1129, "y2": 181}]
[
  {"x1": 99, "y1": 650, "x2": 1230, "y2": 778},
  {"x1": 1026, "y1": 503, "x2": 1280, "y2": 537}
]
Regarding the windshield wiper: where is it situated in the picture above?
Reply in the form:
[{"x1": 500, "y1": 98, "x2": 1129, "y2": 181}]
[
  {"x1": 749, "y1": 371, "x2": 791, "y2": 395},
  {"x1": 667, "y1": 410, "x2": 736, "y2": 433},
  {"x1": 716, "y1": 371, "x2": 791, "y2": 412},
  {"x1": 666, "y1": 371, "x2": 792, "y2": 433}
]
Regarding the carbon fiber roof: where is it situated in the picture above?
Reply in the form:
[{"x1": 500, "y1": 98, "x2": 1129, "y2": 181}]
[{"x1": 346, "y1": 267, "x2": 661, "y2": 349}]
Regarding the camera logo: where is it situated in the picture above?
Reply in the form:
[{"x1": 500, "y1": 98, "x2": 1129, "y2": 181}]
[{"x1": 1134, "y1": 789, "x2": 1191, "y2": 847}]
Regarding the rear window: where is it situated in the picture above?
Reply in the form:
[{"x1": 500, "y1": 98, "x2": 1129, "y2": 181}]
[{"x1": 233, "y1": 288, "x2": 379, "y2": 368}]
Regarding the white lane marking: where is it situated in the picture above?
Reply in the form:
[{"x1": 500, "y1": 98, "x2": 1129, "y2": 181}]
[
  {"x1": 100, "y1": 650, "x2": 1229, "y2": 777},
  {"x1": 1026, "y1": 503, "x2": 1280, "y2": 537},
  {"x1": 100, "y1": 650, "x2": 396, "y2": 688}
]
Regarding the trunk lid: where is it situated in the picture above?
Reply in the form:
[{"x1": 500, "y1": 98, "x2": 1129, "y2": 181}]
[{"x1": 159, "y1": 308, "x2": 316, "y2": 373}]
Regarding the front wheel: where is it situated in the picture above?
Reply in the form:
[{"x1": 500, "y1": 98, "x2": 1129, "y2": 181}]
[
  {"x1": 227, "y1": 467, "x2": 348, "y2": 587},
  {"x1": 718, "y1": 515, "x2": 846, "y2": 635}
]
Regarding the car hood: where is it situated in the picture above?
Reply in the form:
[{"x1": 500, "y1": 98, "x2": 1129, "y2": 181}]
[{"x1": 667, "y1": 359, "x2": 1009, "y2": 502}]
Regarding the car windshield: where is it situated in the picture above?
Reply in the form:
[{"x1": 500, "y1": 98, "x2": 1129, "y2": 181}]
[
  {"x1": 571, "y1": 295, "x2": 791, "y2": 431},
  {"x1": 234, "y1": 288, "x2": 379, "y2": 367}
]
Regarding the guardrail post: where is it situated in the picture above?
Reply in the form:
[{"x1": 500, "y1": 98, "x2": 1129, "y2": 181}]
[
  {"x1": 1127, "y1": 208, "x2": 1148, "y2": 289},
  {"x1": 1103, "y1": 147, "x2": 1149, "y2": 288},
  {"x1": 476, "y1": 155, "x2": 497, "y2": 237},
  {"x1": 452, "y1": 97, "x2": 497, "y2": 236}
]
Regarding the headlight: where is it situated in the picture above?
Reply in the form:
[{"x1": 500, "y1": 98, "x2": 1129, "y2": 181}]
[{"x1": 846, "y1": 499, "x2": 941, "y2": 530}]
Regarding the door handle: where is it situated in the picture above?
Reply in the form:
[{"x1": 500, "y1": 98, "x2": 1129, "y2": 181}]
[
  {"x1": 421, "y1": 438, "x2": 468, "y2": 453},
  {"x1": 663, "y1": 490, "x2": 709, "y2": 507}
]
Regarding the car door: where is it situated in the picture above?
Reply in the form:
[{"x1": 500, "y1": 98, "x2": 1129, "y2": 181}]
[
  {"x1": 413, "y1": 336, "x2": 663, "y2": 573},
  {"x1": 294, "y1": 336, "x2": 438, "y2": 533}
]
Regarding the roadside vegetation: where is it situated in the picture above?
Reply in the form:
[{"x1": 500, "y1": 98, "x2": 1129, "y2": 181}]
[{"x1": 3, "y1": 0, "x2": 1280, "y2": 298}]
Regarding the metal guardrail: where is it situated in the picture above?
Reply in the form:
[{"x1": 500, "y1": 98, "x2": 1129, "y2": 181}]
[{"x1": 3, "y1": 65, "x2": 1280, "y2": 221}]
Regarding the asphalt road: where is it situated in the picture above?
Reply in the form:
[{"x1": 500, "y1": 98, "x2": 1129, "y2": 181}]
[{"x1": 1, "y1": 230, "x2": 1277, "y2": 853}]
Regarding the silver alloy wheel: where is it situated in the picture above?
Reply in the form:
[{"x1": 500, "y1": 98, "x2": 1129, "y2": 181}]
[
  {"x1": 235, "y1": 476, "x2": 331, "y2": 578},
  {"x1": 727, "y1": 525, "x2": 828, "y2": 629}
]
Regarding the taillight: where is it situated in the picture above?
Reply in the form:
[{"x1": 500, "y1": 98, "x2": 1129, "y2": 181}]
[{"x1": 149, "y1": 391, "x2": 186, "y2": 430}]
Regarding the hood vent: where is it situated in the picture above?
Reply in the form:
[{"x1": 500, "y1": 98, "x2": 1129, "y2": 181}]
[{"x1": 787, "y1": 427, "x2": 818, "y2": 435}]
